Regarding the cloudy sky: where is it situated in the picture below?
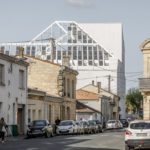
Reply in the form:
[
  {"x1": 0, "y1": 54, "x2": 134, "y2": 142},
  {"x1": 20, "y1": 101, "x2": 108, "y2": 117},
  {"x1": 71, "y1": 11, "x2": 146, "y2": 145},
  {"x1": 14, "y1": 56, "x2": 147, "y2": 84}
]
[{"x1": 0, "y1": 0, "x2": 150, "y2": 90}]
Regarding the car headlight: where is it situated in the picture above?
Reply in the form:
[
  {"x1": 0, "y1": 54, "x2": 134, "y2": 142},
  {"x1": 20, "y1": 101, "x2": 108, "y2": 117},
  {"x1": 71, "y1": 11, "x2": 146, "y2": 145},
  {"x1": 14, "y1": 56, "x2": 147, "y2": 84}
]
[{"x1": 68, "y1": 127, "x2": 73, "y2": 129}]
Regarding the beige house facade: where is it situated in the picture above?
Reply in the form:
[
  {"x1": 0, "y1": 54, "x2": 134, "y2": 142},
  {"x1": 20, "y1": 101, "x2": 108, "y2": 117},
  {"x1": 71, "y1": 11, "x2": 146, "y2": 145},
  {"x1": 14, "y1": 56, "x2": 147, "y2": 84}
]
[
  {"x1": 139, "y1": 39, "x2": 150, "y2": 120},
  {"x1": 76, "y1": 81, "x2": 120, "y2": 122},
  {"x1": 26, "y1": 56, "x2": 78, "y2": 122}
]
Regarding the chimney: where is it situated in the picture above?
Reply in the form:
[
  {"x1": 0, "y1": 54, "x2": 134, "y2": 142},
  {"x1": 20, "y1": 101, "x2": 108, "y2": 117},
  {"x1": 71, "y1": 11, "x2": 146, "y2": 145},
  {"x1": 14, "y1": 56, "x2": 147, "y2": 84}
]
[
  {"x1": 50, "y1": 38, "x2": 56, "y2": 62},
  {"x1": 17, "y1": 47, "x2": 24, "y2": 58},
  {"x1": 97, "y1": 82, "x2": 101, "y2": 93},
  {"x1": 62, "y1": 55, "x2": 70, "y2": 67},
  {"x1": 92, "y1": 80, "x2": 94, "y2": 85}
]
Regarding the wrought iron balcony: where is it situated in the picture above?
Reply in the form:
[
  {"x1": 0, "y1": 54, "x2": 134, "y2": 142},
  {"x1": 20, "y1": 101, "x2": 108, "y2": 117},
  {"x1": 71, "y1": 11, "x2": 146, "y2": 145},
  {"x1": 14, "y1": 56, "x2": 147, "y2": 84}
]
[{"x1": 139, "y1": 78, "x2": 150, "y2": 91}]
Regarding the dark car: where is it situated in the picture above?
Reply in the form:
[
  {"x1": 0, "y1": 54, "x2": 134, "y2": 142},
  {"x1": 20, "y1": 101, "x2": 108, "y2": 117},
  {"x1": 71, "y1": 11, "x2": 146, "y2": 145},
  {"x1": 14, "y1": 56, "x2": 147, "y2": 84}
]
[
  {"x1": 120, "y1": 119, "x2": 129, "y2": 127},
  {"x1": 93, "y1": 120, "x2": 103, "y2": 133},
  {"x1": 27, "y1": 120, "x2": 54, "y2": 138}
]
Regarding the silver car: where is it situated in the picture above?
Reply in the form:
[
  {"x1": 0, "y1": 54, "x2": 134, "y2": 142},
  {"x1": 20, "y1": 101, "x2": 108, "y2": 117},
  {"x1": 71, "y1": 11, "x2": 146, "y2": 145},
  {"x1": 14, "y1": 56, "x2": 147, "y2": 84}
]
[{"x1": 56, "y1": 120, "x2": 78, "y2": 135}]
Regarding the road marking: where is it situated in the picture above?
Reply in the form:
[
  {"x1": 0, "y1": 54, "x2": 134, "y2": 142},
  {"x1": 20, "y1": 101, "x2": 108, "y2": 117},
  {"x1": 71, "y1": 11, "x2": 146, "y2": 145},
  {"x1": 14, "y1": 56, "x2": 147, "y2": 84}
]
[{"x1": 26, "y1": 148, "x2": 39, "y2": 150}]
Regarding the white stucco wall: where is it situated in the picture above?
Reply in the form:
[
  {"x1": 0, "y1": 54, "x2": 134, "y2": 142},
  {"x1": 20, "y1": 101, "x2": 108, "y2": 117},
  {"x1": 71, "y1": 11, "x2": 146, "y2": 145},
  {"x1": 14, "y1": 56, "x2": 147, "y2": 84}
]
[{"x1": 0, "y1": 58, "x2": 28, "y2": 127}]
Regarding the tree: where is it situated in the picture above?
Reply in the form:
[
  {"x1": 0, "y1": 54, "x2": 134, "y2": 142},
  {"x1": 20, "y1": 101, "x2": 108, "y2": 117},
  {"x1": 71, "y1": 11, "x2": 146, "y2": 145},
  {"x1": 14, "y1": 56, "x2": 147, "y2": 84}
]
[{"x1": 126, "y1": 88, "x2": 143, "y2": 114}]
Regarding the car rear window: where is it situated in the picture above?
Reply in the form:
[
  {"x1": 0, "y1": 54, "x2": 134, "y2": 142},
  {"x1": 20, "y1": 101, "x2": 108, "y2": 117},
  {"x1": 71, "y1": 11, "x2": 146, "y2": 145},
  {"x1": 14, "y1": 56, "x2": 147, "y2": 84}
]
[
  {"x1": 130, "y1": 122, "x2": 150, "y2": 129},
  {"x1": 107, "y1": 120, "x2": 116, "y2": 123},
  {"x1": 32, "y1": 120, "x2": 46, "y2": 126},
  {"x1": 60, "y1": 121, "x2": 73, "y2": 126}
]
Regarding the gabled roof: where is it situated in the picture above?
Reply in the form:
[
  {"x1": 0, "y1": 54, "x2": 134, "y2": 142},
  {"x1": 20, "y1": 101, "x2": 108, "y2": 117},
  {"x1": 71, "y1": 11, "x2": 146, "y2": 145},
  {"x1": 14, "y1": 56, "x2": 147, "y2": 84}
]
[
  {"x1": 0, "y1": 53, "x2": 29, "y2": 67},
  {"x1": 79, "y1": 83, "x2": 120, "y2": 98},
  {"x1": 25, "y1": 55, "x2": 78, "y2": 75},
  {"x1": 76, "y1": 101, "x2": 101, "y2": 113},
  {"x1": 76, "y1": 89, "x2": 99, "y2": 100},
  {"x1": 25, "y1": 55, "x2": 61, "y2": 67}
]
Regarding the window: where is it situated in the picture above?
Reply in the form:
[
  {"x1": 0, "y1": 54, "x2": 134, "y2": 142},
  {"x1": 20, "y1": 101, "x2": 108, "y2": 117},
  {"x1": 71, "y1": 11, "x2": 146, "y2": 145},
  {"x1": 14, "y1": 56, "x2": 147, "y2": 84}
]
[
  {"x1": 42, "y1": 47, "x2": 46, "y2": 55},
  {"x1": 99, "y1": 61, "x2": 103, "y2": 66},
  {"x1": 88, "y1": 47, "x2": 92, "y2": 60},
  {"x1": 0, "y1": 64, "x2": 5, "y2": 85},
  {"x1": 72, "y1": 80, "x2": 75, "y2": 98},
  {"x1": 73, "y1": 47, "x2": 77, "y2": 60},
  {"x1": 78, "y1": 50, "x2": 82, "y2": 60},
  {"x1": 64, "y1": 77, "x2": 66, "y2": 96},
  {"x1": 19, "y1": 70, "x2": 25, "y2": 89},
  {"x1": 78, "y1": 60, "x2": 82, "y2": 66},
  {"x1": 67, "y1": 79, "x2": 70, "y2": 97},
  {"x1": 31, "y1": 46, "x2": 36, "y2": 57},
  {"x1": 26, "y1": 46, "x2": 30, "y2": 55},
  {"x1": 83, "y1": 46, "x2": 87, "y2": 60},
  {"x1": 89, "y1": 61, "x2": 93, "y2": 66},
  {"x1": 104, "y1": 52, "x2": 109, "y2": 60},
  {"x1": 94, "y1": 47, "x2": 97, "y2": 59},
  {"x1": 57, "y1": 51, "x2": 61, "y2": 60},
  {"x1": 99, "y1": 50, "x2": 103, "y2": 60}
]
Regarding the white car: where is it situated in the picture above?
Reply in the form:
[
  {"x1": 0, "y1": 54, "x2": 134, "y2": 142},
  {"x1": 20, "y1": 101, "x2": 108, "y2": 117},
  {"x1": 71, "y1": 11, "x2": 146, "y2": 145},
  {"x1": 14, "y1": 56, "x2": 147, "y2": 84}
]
[
  {"x1": 106, "y1": 120, "x2": 123, "y2": 129},
  {"x1": 56, "y1": 120, "x2": 78, "y2": 135},
  {"x1": 125, "y1": 120, "x2": 150, "y2": 150}
]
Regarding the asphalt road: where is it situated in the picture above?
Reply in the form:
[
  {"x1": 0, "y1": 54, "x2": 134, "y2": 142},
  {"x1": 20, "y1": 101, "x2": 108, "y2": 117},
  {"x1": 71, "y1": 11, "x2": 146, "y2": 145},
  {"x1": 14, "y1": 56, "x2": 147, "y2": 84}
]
[{"x1": 0, "y1": 129, "x2": 125, "y2": 150}]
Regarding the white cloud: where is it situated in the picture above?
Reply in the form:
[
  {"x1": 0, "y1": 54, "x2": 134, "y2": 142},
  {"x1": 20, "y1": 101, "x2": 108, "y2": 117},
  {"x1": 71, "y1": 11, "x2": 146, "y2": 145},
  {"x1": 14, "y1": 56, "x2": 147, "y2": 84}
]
[{"x1": 66, "y1": 0, "x2": 95, "y2": 7}]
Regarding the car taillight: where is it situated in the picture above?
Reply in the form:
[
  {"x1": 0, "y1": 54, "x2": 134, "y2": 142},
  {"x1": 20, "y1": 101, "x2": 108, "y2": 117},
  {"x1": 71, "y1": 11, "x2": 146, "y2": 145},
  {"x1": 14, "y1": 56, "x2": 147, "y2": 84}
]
[{"x1": 125, "y1": 130, "x2": 132, "y2": 135}]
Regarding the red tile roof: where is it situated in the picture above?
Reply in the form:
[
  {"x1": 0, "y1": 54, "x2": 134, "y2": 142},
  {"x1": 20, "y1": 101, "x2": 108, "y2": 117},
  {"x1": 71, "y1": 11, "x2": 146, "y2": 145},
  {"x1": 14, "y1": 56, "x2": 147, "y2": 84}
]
[{"x1": 76, "y1": 89, "x2": 99, "y2": 100}]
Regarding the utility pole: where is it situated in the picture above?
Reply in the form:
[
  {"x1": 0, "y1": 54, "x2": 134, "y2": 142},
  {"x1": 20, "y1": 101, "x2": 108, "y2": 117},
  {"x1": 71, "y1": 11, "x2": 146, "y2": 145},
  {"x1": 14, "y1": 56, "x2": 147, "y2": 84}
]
[{"x1": 108, "y1": 75, "x2": 111, "y2": 92}]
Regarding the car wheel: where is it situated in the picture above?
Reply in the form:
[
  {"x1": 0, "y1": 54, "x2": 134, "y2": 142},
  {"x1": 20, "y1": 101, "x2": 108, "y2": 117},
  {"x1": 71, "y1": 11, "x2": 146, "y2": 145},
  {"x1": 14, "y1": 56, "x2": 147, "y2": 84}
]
[
  {"x1": 125, "y1": 145, "x2": 134, "y2": 150},
  {"x1": 45, "y1": 132, "x2": 51, "y2": 138},
  {"x1": 51, "y1": 131, "x2": 54, "y2": 137}
]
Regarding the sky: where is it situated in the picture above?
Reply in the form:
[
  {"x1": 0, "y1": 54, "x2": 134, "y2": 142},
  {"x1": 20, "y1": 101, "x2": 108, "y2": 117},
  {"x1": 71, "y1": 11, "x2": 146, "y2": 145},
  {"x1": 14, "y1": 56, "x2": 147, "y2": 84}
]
[{"x1": 0, "y1": 0, "x2": 150, "y2": 91}]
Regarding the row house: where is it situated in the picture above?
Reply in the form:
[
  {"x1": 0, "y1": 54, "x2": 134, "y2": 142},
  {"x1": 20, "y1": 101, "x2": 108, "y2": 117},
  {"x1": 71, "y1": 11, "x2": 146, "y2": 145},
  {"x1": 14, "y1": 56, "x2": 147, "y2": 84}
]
[
  {"x1": 25, "y1": 55, "x2": 78, "y2": 122},
  {"x1": 139, "y1": 39, "x2": 150, "y2": 120},
  {"x1": 0, "y1": 53, "x2": 28, "y2": 134},
  {"x1": 28, "y1": 88, "x2": 63, "y2": 124},
  {"x1": 76, "y1": 81, "x2": 120, "y2": 123}
]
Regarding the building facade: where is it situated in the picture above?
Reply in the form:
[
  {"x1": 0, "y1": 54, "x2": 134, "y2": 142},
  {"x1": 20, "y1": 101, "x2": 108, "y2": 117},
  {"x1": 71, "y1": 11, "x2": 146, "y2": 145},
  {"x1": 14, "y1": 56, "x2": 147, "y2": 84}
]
[
  {"x1": 28, "y1": 88, "x2": 63, "y2": 124},
  {"x1": 0, "y1": 21, "x2": 125, "y2": 118},
  {"x1": 26, "y1": 56, "x2": 78, "y2": 121},
  {"x1": 139, "y1": 38, "x2": 150, "y2": 120},
  {"x1": 76, "y1": 81, "x2": 120, "y2": 123},
  {"x1": 0, "y1": 53, "x2": 28, "y2": 134},
  {"x1": 76, "y1": 100, "x2": 101, "y2": 121}
]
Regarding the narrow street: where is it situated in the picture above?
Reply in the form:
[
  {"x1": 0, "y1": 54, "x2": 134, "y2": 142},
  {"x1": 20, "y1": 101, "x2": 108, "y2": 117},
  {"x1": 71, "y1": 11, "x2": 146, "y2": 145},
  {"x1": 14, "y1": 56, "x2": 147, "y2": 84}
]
[{"x1": 0, "y1": 129, "x2": 125, "y2": 150}]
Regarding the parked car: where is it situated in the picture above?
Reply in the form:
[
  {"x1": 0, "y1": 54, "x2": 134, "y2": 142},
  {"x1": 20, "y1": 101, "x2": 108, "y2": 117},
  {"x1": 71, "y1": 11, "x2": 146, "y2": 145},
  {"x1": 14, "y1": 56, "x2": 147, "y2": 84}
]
[
  {"x1": 106, "y1": 120, "x2": 123, "y2": 129},
  {"x1": 120, "y1": 119, "x2": 129, "y2": 128},
  {"x1": 92, "y1": 120, "x2": 103, "y2": 133},
  {"x1": 80, "y1": 121, "x2": 90, "y2": 134},
  {"x1": 75, "y1": 121, "x2": 84, "y2": 134},
  {"x1": 27, "y1": 120, "x2": 54, "y2": 138},
  {"x1": 88, "y1": 120, "x2": 99, "y2": 134},
  {"x1": 125, "y1": 120, "x2": 150, "y2": 150},
  {"x1": 56, "y1": 120, "x2": 78, "y2": 135}
]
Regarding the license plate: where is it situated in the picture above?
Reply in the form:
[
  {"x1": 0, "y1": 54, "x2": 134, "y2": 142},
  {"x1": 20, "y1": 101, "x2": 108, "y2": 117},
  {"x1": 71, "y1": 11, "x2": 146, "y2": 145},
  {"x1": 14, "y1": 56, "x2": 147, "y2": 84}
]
[{"x1": 136, "y1": 133, "x2": 147, "y2": 137}]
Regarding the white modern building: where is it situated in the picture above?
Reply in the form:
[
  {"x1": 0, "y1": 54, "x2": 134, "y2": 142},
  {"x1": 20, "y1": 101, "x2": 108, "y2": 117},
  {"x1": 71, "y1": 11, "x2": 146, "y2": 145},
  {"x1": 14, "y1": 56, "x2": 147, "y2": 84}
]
[
  {"x1": 0, "y1": 21, "x2": 125, "y2": 118},
  {"x1": 0, "y1": 53, "x2": 28, "y2": 134}
]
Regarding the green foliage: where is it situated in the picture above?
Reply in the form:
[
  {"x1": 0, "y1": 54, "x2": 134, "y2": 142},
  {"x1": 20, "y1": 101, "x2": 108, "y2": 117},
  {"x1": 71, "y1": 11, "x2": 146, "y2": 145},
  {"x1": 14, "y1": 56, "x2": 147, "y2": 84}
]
[{"x1": 126, "y1": 88, "x2": 143, "y2": 113}]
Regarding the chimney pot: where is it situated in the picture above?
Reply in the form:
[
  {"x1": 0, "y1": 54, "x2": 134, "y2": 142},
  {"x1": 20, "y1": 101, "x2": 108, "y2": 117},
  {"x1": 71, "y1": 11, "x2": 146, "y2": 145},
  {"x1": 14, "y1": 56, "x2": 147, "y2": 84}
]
[
  {"x1": 97, "y1": 82, "x2": 101, "y2": 93},
  {"x1": 92, "y1": 80, "x2": 94, "y2": 85}
]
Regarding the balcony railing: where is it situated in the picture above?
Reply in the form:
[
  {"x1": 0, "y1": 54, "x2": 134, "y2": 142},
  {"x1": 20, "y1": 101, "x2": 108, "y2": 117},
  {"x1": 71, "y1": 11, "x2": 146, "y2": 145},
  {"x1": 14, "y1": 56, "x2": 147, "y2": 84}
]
[{"x1": 139, "y1": 78, "x2": 150, "y2": 91}]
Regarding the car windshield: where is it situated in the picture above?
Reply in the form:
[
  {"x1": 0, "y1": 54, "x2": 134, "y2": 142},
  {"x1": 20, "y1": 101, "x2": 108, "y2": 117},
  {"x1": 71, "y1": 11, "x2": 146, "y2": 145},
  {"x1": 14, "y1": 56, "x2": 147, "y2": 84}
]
[
  {"x1": 120, "y1": 119, "x2": 127, "y2": 123},
  {"x1": 130, "y1": 122, "x2": 150, "y2": 129},
  {"x1": 107, "y1": 120, "x2": 116, "y2": 123},
  {"x1": 60, "y1": 121, "x2": 73, "y2": 126},
  {"x1": 32, "y1": 120, "x2": 46, "y2": 126}
]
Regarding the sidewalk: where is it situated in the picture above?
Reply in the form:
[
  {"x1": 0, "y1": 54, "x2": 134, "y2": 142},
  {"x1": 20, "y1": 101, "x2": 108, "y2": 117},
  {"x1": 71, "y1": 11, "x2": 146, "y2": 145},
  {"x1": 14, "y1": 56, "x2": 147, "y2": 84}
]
[{"x1": 5, "y1": 135, "x2": 25, "y2": 142}]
